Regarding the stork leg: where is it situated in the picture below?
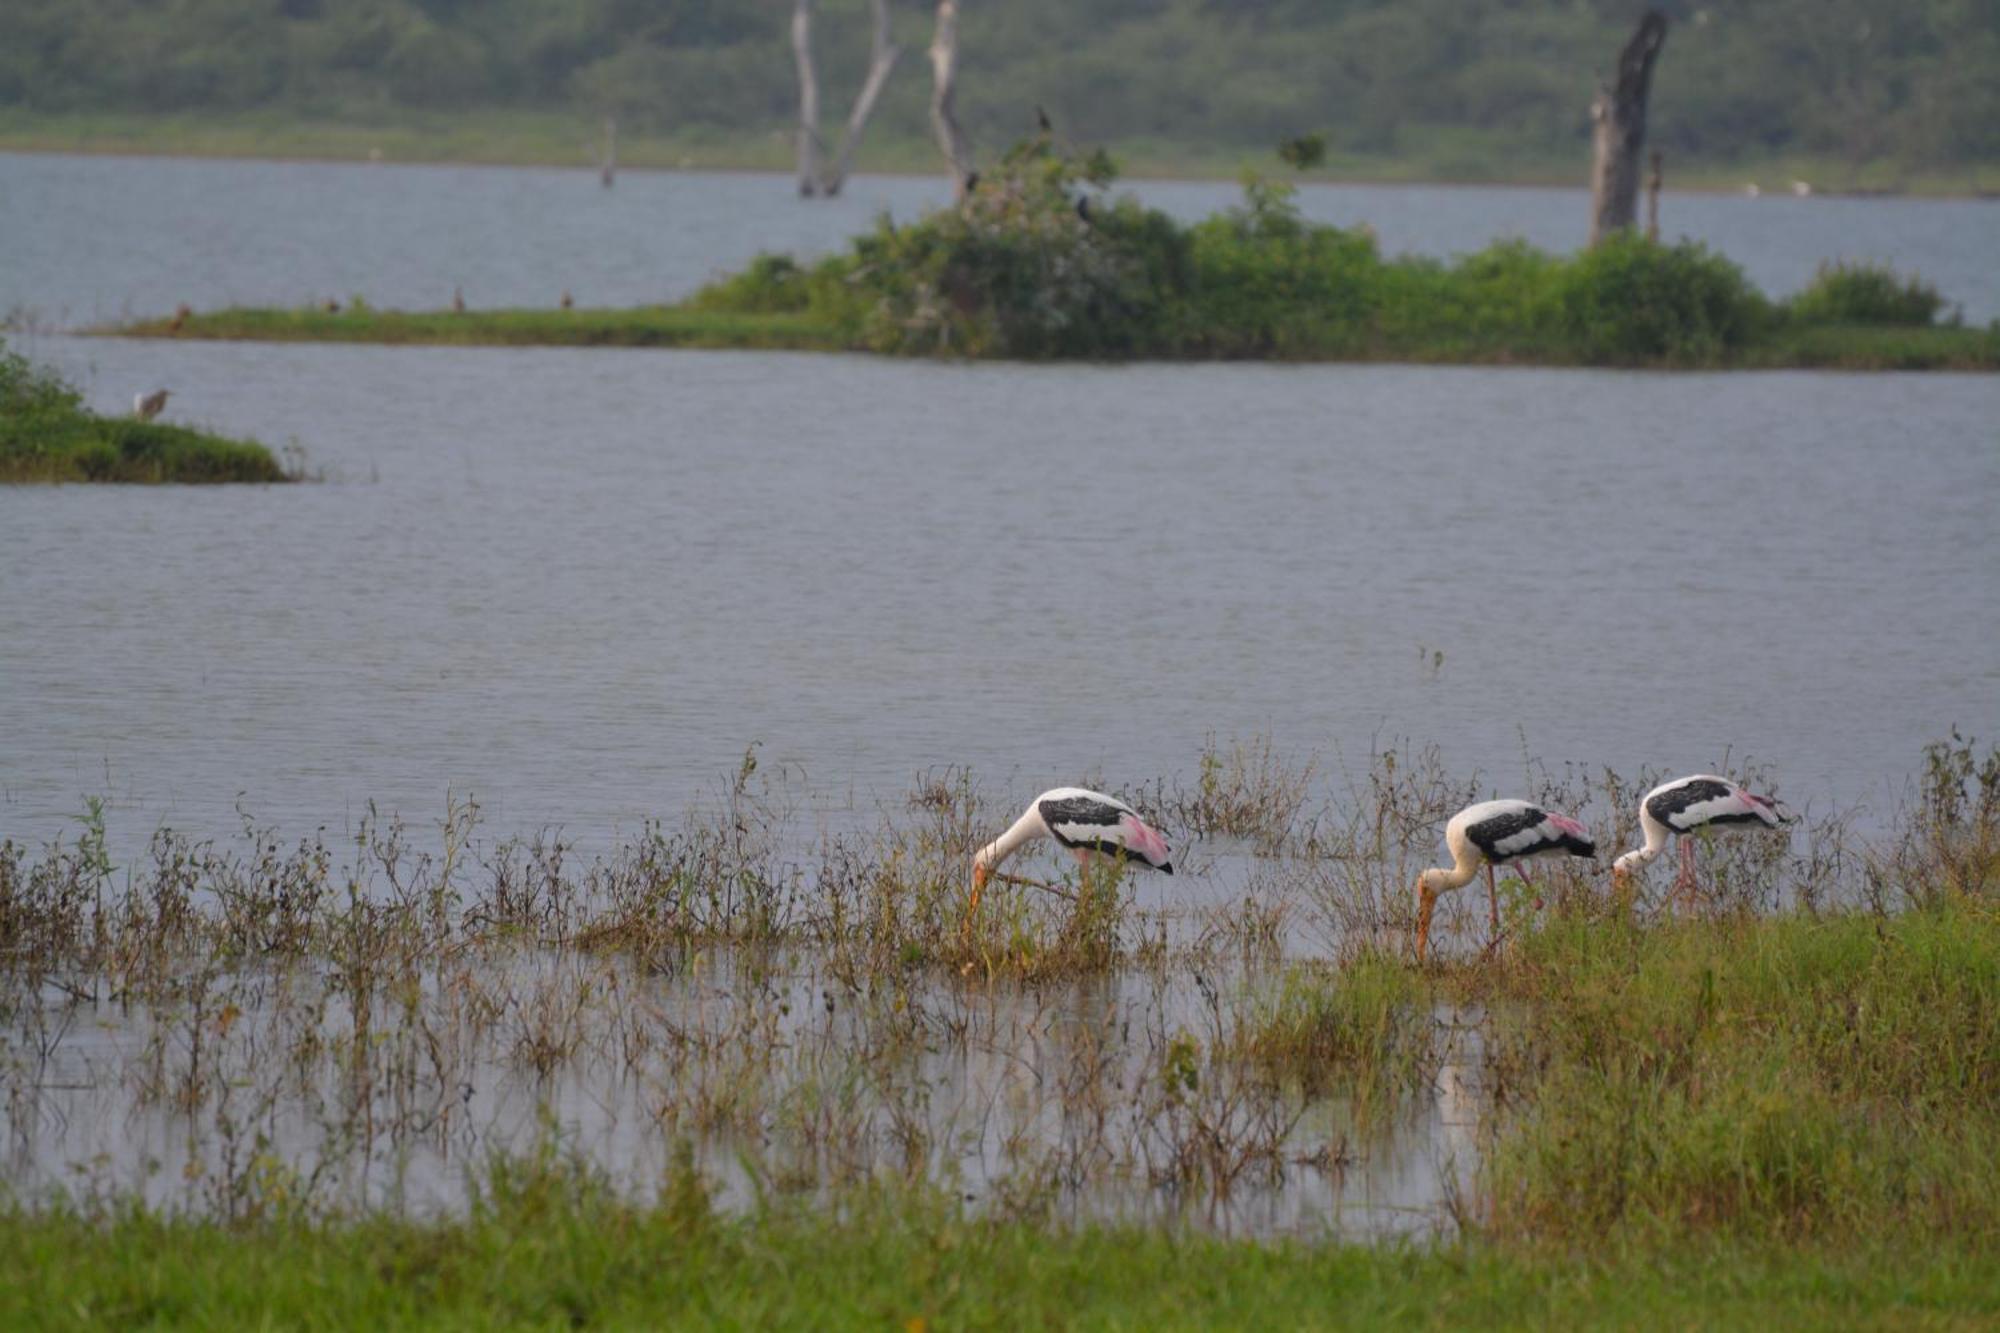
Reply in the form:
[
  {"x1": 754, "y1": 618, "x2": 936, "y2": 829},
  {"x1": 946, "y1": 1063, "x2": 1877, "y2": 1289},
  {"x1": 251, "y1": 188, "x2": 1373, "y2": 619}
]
[
  {"x1": 1485, "y1": 863, "x2": 1500, "y2": 944},
  {"x1": 1677, "y1": 837, "x2": 1697, "y2": 914},
  {"x1": 1516, "y1": 859, "x2": 1542, "y2": 910}
]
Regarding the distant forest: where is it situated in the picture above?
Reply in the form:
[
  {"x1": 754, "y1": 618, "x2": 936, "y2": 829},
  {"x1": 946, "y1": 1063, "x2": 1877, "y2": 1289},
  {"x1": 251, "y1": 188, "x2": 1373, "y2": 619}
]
[{"x1": 5, "y1": 0, "x2": 1997, "y2": 172}]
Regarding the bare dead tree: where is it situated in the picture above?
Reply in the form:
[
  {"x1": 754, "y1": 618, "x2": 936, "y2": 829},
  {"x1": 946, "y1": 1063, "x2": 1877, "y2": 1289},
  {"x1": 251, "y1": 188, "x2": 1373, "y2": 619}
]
[
  {"x1": 791, "y1": 0, "x2": 823, "y2": 196},
  {"x1": 928, "y1": 0, "x2": 975, "y2": 202},
  {"x1": 821, "y1": 0, "x2": 904, "y2": 196},
  {"x1": 1588, "y1": 10, "x2": 1668, "y2": 246}
]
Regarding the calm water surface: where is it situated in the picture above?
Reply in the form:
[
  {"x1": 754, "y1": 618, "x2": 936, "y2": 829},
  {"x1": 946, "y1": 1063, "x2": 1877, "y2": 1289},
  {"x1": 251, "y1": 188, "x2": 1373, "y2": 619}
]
[
  {"x1": 4, "y1": 337, "x2": 1994, "y2": 853},
  {"x1": 4, "y1": 152, "x2": 1998, "y2": 323}
]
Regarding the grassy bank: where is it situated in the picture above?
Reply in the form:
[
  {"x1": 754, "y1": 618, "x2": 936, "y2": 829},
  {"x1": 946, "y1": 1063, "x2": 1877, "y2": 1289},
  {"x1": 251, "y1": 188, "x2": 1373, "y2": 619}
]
[
  {"x1": 0, "y1": 340, "x2": 286, "y2": 483},
  {"x1": 119, "y1": 304, "x2": 846, "y2": 352},
  {"x1": 103, "y1": 142, "x2": 2000, "y2": 371},
  {"x1": 118, "y1": 304, "x2": 2000, "y2": 372},
  {"x1": 3, "y1": 1188, "x2": 1992, "y2": 1330}
]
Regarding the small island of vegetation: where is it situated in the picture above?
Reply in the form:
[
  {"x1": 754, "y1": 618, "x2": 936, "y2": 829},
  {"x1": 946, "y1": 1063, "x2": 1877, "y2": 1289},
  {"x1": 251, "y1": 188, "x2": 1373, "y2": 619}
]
[
  {"x1": 117, "y1": 142, "x2": 1999, "y2": 373},
  {"x1": 0, "y1": 339, "x2": 287, "y2": 484}
]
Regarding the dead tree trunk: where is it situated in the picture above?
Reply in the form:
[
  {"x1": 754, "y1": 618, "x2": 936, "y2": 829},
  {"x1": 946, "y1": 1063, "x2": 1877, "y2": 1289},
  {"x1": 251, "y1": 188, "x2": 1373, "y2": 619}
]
[
  {"x1": 821, "y1": 0, "x2": 903, "y2": 196},
  {"x1": 928, "y1": 0, "x2": 975, "y2": 202},
  {"x1": 1588, "y1": 10, "x2": 1668, "y2": 246},
  {"x1": 791, "y1": 0, "x2": 822, "y2": 197}
]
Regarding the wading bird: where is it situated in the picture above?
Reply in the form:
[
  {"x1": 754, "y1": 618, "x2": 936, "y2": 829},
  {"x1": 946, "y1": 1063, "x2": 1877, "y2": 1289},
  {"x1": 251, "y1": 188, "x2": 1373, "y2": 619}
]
[
  {"x1": 132, "y1": 388, "x2": 170, "y2": 421},
  {"x1": 970, "y1": 788, "x2": 1172, "y2": 914},
  {"x1": 1612, "y1": 775, "x2": 1793, "y2": 909},
  {"x1": 1415, "y1": 799, "x2": 1597, "y2": 961}
]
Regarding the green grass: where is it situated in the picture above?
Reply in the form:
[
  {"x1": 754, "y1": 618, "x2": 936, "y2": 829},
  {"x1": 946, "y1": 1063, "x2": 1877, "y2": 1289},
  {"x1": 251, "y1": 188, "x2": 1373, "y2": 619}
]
[
  {"x1": 116, "y1": 301, "x2": 2000, "y2": 372},
  {"x1": 0, "y1": 340, "x2": 287, "y2": 484},
  {"x1": 116, "y1": 303, "x2": 847, "y2": 352},
  {"x1": 3, "y1": 1182, "x2": 1994, "y2": 1330}
]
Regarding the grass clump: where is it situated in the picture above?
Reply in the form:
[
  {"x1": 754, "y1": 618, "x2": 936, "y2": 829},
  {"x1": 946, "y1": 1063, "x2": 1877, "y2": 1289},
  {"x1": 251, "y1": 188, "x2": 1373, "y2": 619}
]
[
  {"x1": 1477, "y1": 907, "x2": 2000, "y2": 1246},
  {"x1": 0, "y1": 339, "x2": 286, "y2": 484},
  {"x1": 1786, "y1": 260, "x2": 1947, "y2": 327}
]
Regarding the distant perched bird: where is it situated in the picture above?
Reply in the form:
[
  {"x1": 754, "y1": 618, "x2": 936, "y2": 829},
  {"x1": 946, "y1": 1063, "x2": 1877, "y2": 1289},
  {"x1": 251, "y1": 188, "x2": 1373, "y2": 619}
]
[
  {"x1": 452, "y1": 287, "x2": 466, "y2": 314},
  {"x1": 133, "y1": 388, "x2": 170, "y2": 421},
  {"x1": 322, "y1": 298, "x2": 341, "y2": 314},
  {"x1": 1789, "y1": 179, "x2": 1813, "y2": 197},
  {"x1": 1612, "y1": 775, "x2": 1794, "y2": 909},
  {"x1": 971, "y1": 787, "x2": 1172, "y2": 914},
  {"x1": 1414, "y1": 799, "x2": 1597, "y2": 961},
  {"x1": 1036, "y1": 104, "x2": 1053, "y2": 134},
  {"x1": 168, "y1": 303, "x2": 192, "y2": 333},
  {"x1": 560, "y1": 290, "x2": 574, "y2": 310}
]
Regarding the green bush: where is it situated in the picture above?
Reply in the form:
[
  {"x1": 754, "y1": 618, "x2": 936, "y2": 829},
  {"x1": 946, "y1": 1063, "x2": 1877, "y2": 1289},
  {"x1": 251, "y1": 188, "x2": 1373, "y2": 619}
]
[
  {"x1": 1787, "y1": 260, "x2": 1943, "y2": 327},
  {"x1": 1554, "y1": 234, "x2": 1766, "y2": 364},
  {"x1": 0, "y1": 336, "x2": 285, "y2": 483}
]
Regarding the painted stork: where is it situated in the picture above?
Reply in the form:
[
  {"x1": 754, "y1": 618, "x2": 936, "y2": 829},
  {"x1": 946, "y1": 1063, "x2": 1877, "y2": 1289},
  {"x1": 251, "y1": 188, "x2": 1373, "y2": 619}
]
[
  {"x1": 1415, "y1": 799, "x2": 1597, "y2": 961},
  {"x1": 1612, "y1": 775, "x2": 1793, "y2": 909},
  {"x1": 970, "y1": 787, "x2": 1172, "y2": 913},
  {"x1": 133, "y1": 388, "x2": 170, "y2": 421}
]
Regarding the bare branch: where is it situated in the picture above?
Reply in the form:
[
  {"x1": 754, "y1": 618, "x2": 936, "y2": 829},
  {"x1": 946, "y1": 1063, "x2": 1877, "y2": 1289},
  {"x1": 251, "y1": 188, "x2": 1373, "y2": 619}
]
[
  {"x1": 791, "y1": 0, "x2": 822, "y2": 197},
  {"x1": 822, "y1": 0, "x2": 903, "y2": 196},
  {"x1": 928, "y1": 0, "x2": 975, "y2": 202}
]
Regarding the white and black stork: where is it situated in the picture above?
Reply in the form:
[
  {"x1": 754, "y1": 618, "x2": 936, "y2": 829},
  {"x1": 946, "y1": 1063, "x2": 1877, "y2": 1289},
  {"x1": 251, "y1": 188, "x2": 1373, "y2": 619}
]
[
  {"x1": 1415, "y1": 799, "x2": 1597, "y2": 961},
  {"x1": 970, "y1": 787, "x2": 1173, "y2": 914},
  {"x1": 1612, "y1": 774, "x2": 1793, "y2": 909}
]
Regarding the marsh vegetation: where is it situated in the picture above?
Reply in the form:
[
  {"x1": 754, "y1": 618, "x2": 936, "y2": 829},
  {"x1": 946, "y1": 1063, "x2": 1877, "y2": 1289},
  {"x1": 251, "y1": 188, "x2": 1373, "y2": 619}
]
[{"x1": 2, "y1": 735, "x2": 1994, "y2": 1322}]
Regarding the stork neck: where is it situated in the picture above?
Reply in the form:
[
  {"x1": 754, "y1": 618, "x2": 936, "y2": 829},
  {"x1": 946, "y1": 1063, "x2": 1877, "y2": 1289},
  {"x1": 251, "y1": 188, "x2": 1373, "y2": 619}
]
[
  {"x1": 974, "y1": 807, "x2": 1045, "y2": 873},
  {"x1": 1613, "y1": 817, "x2": 1669, "y2": 874},
  {"x1": 1421, "y1": 842, "x2": 1483, "y2": 893}
]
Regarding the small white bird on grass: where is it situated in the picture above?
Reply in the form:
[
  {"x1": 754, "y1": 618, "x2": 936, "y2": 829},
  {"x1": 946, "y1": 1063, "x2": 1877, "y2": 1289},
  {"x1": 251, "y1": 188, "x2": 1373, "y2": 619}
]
[
  {"x1": 970, "y1": 787, "x2": 1173, "y2": 915},
  {"x1": 133, "y1": 388, "x2": 170, "y2": 421},
  {"x1": 1612, "y1": 774, "x2": 1794, "y2": 911},
  {"x1": 1415, "y1": 799, "x2": 1597, "y2": 961}
]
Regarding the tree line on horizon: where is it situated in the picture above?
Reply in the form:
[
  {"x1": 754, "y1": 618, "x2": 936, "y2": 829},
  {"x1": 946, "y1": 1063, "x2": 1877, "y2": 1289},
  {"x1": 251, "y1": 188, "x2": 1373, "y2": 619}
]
[{"x1": 4, "y1": 0, "x2": 1996, "y2": 175}]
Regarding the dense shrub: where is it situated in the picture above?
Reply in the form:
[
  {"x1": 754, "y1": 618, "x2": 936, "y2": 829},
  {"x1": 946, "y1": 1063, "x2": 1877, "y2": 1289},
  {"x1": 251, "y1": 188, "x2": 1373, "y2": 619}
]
[
  {"x1": 1553, "y1": 233, "x2": 1767, "y2": 364},
  {"x1": 1787, "y1": 260, "x2": 1943, "y2": 327},
  {"x1": 690, "y1": 143, "x2": 1961, "y2": 367}
]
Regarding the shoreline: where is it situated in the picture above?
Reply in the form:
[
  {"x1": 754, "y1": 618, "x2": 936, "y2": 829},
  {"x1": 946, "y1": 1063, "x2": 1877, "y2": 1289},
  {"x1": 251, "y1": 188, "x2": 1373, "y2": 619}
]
[
  {"x1": 5, "y1": 122, "x2": 1996, "y2": 200},
  {"x1": 95, "y1": 305, "x2": 2000, "y2": 373}
]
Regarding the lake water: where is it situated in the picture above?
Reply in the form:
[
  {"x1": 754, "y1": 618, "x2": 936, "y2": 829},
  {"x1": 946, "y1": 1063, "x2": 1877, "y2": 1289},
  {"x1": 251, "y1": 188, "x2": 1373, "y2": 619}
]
[
  {"x1": 0, "y1": 153, "x2": 1997, "y2": 855},
  {"x1": 4, "y1": 152, "x2": 1999, "y2": 326}
]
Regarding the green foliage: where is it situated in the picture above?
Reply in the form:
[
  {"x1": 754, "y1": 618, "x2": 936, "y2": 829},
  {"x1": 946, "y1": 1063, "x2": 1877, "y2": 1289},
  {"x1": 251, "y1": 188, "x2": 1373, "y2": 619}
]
[
  {"x1": 3, "y1": 0, "x2": 1996, "y2": 176},
  {"x1": 1787, "y1": 260, "x2": 1946, "y2": 327},
  {"x1": 1553, "y1": 233, "x2": 1766, "y2": 364},
  {"x1": 687, "y1": 146, "x2": 1837, "y2": 368},
  {"x1": 0, "y1": 337, "x2": 285, "y2": 484},
  {"x1": 1483, "y1": 907, "x2": 2000, "y2": 1244},
  {"x1": 1275, "y1": 132, "x2": 1326, "y2": 171}
]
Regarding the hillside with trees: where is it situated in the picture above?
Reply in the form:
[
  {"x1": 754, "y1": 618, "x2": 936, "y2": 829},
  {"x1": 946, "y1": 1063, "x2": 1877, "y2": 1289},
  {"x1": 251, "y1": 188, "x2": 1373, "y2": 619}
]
[{"x1": 3, "y1": 0, "x2": 1996, "y2": 181}]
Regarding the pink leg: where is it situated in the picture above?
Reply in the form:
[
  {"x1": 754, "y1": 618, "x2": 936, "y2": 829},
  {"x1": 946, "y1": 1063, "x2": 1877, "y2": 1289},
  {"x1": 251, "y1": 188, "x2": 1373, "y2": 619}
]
[
  {"x1": 1678, "y1": 838, "x2": 1697, "y2": 913},
  {"x1": 1516, "y1": 859, "x2": 1542, "y2": 910},
  {"x1": 1485, "y1": 863, "x2": 1500, "y2": 940}
]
